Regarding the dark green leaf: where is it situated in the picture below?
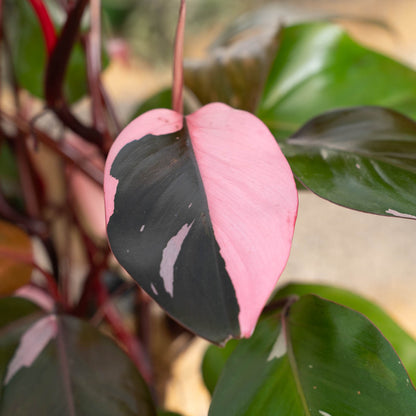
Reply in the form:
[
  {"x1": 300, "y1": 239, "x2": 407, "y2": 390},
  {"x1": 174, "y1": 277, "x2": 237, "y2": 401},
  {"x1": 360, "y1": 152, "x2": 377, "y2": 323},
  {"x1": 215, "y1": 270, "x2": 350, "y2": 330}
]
[
  {"x1": 0, "y1": 298, "x2": 45, "y2": 386},
  {"x1": 283, "y1": 106, "x2": 416, "y2": 218},
  {"x1": 0, "y1": 301, "x2": 156, "y2": 416},
  {"x1": 202, "y1": 338, "x2": 239, "y2": 395},
  {"x1": 102, "y1": 0, "x2": 136, "y2": 33},
  {"x1": 209, "y1": 295, "x2": 416, "y2": 415},
  {"x1": 257, "y1": 22, "x2": 416, "y2": 138},
  {"x1": 274, "y1": 283, "x2": 416, "y2": 386}
]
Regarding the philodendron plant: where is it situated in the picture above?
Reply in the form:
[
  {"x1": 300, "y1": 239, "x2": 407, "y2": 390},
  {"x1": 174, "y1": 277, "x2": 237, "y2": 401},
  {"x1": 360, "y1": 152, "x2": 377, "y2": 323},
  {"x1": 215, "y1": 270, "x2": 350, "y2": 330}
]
[{"x1": 1, "y1": 1, "x2": 416, "y2": 415}]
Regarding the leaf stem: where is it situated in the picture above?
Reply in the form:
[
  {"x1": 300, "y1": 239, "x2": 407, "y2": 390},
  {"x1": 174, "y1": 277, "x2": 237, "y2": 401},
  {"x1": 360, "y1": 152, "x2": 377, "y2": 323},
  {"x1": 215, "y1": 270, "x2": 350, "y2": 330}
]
[
  {"x1": 0, "y1": 247, "x2": 63, "y2": 304},
  {"x1": 0, "y1": 109, "x2": 104, "y2": 186},
  {"x1": 44, "y1": 0, "x2": 104, "y2": 148},
  {"x1": 95, "y1": 277, "x2": 153, "y2": 383},
  {"x1": 28, "y1": 0, "x2": 57, "y2": 55},
  {"x1": 85, "y1": 0, "x2": 107, "y2": 134},
  {"x1": 172, "y1": 0, "x2": 186, "y2": 114}
]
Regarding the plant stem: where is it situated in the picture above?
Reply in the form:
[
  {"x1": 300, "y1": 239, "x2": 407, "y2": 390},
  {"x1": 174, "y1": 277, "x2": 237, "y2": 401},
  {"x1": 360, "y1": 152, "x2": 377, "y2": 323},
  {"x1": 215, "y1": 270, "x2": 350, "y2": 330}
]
[
  {"x1": 0, "y1": 109, "x2": 104, "y2": 186},
  {"x1": 44, "y1": 0, "x2": 104, "y2": 148},
  {"x1": 86, "y1": 0, "x2": 107, "y2": 133},
  {"x1": 28, "y1": 0, "x2": 57, "y2": 54},
  {"x1": 0, "y1": 247, "x2": 63, "y2": 304},
  {"x1": 94, "y1": 276, "x2": 153, "y2": 383},
  {"x1": 172, "y1": 0, "x2": 186, "y2": 114}
]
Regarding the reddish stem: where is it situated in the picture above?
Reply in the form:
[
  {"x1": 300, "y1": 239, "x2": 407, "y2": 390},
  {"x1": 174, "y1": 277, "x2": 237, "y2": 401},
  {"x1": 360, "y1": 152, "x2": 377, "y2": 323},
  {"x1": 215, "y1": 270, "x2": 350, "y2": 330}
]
[
  {"x1": 28, "y1": 0, "x2": 57, "y2": 55},
  {"x1": 94, "y1": 277, "x2": 153, "y2": 383},
  {"x1": 45, "y1": 0, "x2": 104, "y2": 148},
  {"x1": 0, "y1": 109, "x2": 104, "y2": 186},
  {"x1": 15, "y1": 133, "x2": 43, "y2": 218},
  {"x1": 172, "y1": 0, "x2": 186, "y2": 114},
  {"x1": 86, "y1": 0, "x2": 107, "y2": 132}
]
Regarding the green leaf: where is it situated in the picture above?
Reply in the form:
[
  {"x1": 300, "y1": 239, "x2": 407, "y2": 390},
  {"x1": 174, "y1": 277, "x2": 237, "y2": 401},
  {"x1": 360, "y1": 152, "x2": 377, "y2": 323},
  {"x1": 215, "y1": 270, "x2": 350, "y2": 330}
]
[
  {"x1": 0, "y1": 299, "x2": 156, "y2": 416},
  {"x1": 257, "y1": 22, "x2": 416, "y2": 138},
  {"x1": 202, "y1": 338, "x2": 239, "y2": 395},
  {"x1": 5, "y1": 0, "x2": 98, "y2": 103},
  {"x1": 282, "y1": 106, "x2": 416, "y2": 218},
  {"x1": 209, "y1": 295, "x2": 416, "y2": 415},
  {"x1": 203, "y1": 282, "x2": 416, "y2": 395},
  {"x1": 102, "y1": 0, "x2": 136, "y2": 33},
  {"x1": 273, "y1": 283, "x2": 416, "y2": 386}
]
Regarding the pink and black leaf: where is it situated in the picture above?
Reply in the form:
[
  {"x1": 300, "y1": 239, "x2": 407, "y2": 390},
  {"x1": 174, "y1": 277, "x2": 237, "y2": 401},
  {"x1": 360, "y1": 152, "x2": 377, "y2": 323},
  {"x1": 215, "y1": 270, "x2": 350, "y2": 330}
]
[{"x1": 104, "y1": 104, "x2": 298, "y2": 344}]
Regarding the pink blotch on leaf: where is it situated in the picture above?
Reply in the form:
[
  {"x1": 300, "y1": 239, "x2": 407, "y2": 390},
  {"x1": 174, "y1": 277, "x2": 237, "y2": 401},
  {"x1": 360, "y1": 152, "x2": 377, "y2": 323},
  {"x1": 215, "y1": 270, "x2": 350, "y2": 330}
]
[{"x1": 5, "y1": 315, "x2": 58, "y2": 384}]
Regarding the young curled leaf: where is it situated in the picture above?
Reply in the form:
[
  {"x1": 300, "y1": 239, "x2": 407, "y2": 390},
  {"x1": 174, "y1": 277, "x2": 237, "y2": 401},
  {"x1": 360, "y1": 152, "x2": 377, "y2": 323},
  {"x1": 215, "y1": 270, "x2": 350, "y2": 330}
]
[{"x1": 104, "y1": 103, "x2": 297, "y2": 344}]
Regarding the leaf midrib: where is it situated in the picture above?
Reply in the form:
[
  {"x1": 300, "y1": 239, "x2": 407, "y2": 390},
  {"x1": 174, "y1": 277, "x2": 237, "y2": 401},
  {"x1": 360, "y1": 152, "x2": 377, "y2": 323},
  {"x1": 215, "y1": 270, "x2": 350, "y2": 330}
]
[
  {"x1": 56, "y1": 317, "x2": 76, "y2": 416},
  {"x1": 283, "y1": 307, "x2": 312, "y2": 416}
]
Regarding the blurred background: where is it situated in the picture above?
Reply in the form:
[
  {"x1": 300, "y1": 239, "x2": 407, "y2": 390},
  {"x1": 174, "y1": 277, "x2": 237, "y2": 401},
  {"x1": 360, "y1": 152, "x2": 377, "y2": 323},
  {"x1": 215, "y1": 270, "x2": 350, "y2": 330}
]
[{"x1": 82, "y1": 1, "x2": 416, "y2": 414}]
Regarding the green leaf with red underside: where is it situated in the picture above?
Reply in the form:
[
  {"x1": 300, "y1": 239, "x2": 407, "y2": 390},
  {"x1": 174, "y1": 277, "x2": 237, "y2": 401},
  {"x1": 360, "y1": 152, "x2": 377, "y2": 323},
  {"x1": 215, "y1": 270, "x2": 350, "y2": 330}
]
[
  {"x1": 208, "y1": 295, "x2": 416, "y2": 415},
  {"x1": 282, "y1": 106, "x2": 416, "y2": 218},
  {"x1": 0, "y1": 297, "x2": 156, "y2": 416}
]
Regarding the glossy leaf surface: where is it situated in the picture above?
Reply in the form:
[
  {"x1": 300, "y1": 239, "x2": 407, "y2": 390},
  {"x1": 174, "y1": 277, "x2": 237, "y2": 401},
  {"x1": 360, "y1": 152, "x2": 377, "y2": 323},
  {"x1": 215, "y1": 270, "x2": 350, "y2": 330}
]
[
  {"x1": 257, "y1": 22, "x2": 416, "y2": 138},
  {"x1": 275, "y1": 283, "x2": 416, "y2": 385},
  {"x1": 0, "y1": 220, "x2": 33, "y2": 295},
  {"x1": 0, "y1": 298, "x2": 156, "y2": 416},
  {"x1": 203, "y1": 282, "x2": 416, "y2": 394},
  {"x1": 209, "y1": 295, "x2": 416, "y2": 415},
  {"x1": 283, "y1": 106, "x2": 416, "y2": 218},
  {"x1": 104, "y1": 103, "x2": 298, "y2": 343}
]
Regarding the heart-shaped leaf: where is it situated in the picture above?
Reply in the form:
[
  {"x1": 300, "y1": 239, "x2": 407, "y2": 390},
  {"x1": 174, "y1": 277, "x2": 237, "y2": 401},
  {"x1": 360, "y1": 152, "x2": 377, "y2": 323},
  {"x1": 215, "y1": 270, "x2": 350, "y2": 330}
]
[
  {"x1": 0, "y1": 297, "x2": 156, "y2": 416},
  {"x1": 104, "y1": 103, "x2": 298, "y2": 344},
  {"x1": 283, "y1": 106, "x2": 416, "y2": 218},
  {"x1": 257, "y1": 22, "x2": 416, "y2": 139},
  {"x1": 209, "y1": 295, "x2": 416, "y2": 415}
]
